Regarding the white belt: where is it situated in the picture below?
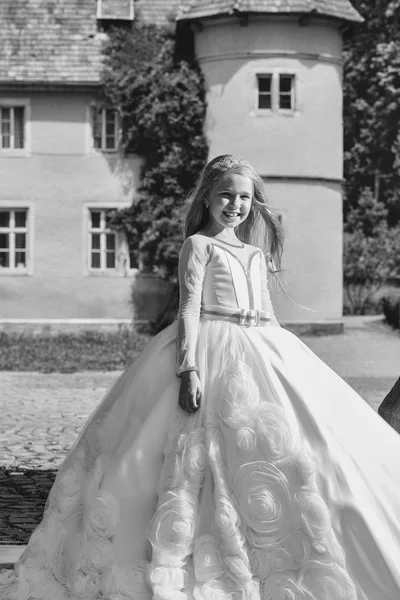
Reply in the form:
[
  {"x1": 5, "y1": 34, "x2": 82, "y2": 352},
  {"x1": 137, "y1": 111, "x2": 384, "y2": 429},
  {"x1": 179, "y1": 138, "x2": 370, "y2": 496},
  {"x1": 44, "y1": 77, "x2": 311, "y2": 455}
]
[{"x1": 201, "y1": 305, "x2": 271, "y2": 327}]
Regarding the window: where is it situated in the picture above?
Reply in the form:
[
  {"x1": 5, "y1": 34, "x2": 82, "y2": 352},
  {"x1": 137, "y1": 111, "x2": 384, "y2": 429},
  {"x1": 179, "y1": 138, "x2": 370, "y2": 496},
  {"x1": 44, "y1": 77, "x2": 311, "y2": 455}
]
[
  {"x1": 88, "y1": 208, "x2": 136, "y2": 273},
  {"x1": 0, "y1": 209, "x2": 29, "y2": 271},
  {"x1": 91, "y1": 106, "x2": 120, "y2": 151},
  {"x1": 256, "y1": 73, "x2": 296, "y2": 113},
  {"x1": 257, "y1": 75, "x2": 272, "y2": 110},
  {"x1": 279, "y1": 75, "x2": 295, "y2": 111},
  {"x1": 1, "y1": 106, "x2": 25, "y2": 149},
  {"x1": 97, "y1": 0, "x2": 134, "y2": 20}
]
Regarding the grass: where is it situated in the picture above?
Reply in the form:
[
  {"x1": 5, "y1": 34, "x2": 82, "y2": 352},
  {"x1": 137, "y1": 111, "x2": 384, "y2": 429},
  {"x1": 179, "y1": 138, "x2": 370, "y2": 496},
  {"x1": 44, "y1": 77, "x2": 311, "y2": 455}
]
[{"x1": 0, "y1": 329, "x2": 152, "y2": 372}]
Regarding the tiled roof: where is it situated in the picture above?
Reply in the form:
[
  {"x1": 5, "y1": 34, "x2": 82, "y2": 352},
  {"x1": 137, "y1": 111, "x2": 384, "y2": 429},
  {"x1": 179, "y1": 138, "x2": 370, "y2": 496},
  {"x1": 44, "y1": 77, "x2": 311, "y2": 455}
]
[
  {"x1": 0, "y1": 0, "x2": 185, "y2": 85},
  {"x1": 0, "y1": 0, "x2": 103, "y2": 85},
  {"x1": 0, "y1": 0, "x2": 362, "y2": 86},
  {"x1": 177, "y1": 0, "x2": 364, "y2": 23},
  {"x1": 135, "y1": 0, "x2": 183, "y2": 26}
]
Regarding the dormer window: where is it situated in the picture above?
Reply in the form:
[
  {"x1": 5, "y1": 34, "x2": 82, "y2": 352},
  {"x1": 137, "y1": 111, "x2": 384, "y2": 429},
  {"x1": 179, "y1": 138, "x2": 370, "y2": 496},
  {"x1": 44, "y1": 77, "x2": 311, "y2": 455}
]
[{"x1": 97, "y1": 0, "x2": 134, "y2": 20}]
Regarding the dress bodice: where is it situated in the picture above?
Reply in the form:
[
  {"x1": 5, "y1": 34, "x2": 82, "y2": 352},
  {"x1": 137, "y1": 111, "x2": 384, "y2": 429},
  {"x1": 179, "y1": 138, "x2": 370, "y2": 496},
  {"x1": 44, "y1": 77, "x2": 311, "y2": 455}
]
[
  {"x1": 176, "y1": 234, "x2": 277, "y2": 374},
  {"x1": 201, "y1": 240, "x2": 264, "y2": 311}
]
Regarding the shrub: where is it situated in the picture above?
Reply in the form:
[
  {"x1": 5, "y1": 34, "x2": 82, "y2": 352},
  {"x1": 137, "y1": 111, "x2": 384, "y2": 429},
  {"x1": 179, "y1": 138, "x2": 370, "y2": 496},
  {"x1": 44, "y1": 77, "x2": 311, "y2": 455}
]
[
  {"x1": 343, "y1": 227, "x2": 392, "y2": 314},
  {"x1": 381, "y1": 291, "x2": 400, "y2": 329}
]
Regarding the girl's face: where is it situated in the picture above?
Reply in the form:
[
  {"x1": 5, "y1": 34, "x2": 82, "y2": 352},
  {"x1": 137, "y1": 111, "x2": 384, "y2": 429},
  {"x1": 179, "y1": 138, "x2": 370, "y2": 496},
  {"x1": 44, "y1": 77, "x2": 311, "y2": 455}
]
[{"x1": 206, "y1": 173, "x2": 253, "y2": 232}]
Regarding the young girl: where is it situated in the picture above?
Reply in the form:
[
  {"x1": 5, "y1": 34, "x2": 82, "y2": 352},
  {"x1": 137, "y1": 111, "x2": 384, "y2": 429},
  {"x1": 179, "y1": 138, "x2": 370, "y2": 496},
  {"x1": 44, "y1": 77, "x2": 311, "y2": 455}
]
[{"x1": 1, "y1": 154, "x2": 400, "y2": 600}]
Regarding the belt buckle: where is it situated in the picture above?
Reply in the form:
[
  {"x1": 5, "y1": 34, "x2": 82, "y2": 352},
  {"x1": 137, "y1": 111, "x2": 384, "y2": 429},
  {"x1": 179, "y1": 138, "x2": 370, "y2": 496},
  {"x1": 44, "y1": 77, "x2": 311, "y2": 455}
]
[{"x1": 239, "y1": 309, "x2": 259, "y2": 327}]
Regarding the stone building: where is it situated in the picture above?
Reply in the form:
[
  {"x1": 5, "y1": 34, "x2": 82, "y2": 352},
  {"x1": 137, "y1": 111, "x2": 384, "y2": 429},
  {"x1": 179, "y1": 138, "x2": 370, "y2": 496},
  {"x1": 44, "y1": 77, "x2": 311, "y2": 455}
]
[{"x1": 0, "y1": 0, "x2": 362, "y2": 329}]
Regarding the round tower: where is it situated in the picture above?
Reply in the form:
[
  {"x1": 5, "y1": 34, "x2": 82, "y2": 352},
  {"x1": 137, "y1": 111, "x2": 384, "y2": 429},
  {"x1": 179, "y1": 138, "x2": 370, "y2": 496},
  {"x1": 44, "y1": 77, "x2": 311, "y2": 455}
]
[{"x1": 178, "y1": 1, "x2": 363, "y2": 329}]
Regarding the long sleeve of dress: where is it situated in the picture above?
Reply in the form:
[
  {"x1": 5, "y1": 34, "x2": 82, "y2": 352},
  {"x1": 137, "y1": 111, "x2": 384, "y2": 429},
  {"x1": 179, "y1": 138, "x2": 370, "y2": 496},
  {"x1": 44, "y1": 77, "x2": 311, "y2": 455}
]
[
  {"x1": 176, "y1": 236, "x2": 211, "y2": 376},
  {"x1": 260, "y1": 252, "x2": 280, "y2": 327}
]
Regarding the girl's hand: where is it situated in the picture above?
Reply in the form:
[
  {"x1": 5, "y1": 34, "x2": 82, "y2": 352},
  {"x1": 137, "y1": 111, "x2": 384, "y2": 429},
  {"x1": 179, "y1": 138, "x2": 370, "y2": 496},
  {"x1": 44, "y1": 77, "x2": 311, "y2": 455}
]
[{"x1": 179, "y1": 371, "x2": 202, "y2": 414}]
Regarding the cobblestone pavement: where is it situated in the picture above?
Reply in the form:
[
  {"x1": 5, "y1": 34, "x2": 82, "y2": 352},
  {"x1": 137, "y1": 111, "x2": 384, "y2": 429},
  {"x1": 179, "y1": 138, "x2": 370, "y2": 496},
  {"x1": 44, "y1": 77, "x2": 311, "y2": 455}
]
[
  {"x1": 1, "y1": 318, "x2": 399, "y2": 545},
  {"x1": 0, "y1": 372, "x2": 118, "y2": 545}
]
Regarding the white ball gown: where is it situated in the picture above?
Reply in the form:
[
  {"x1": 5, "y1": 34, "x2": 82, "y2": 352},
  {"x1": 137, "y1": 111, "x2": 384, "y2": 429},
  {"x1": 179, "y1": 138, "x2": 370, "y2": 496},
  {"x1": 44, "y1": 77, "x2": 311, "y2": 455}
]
[{"x1": 1, "y1": 233, "x2": 400, "y2": 600}]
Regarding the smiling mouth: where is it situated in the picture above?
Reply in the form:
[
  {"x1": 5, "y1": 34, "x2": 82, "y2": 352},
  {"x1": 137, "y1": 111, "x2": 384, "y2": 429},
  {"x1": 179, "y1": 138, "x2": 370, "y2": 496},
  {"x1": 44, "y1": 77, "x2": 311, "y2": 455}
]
[{"x1": 223, "y1": 211, "x2": 241, "y2": 219}]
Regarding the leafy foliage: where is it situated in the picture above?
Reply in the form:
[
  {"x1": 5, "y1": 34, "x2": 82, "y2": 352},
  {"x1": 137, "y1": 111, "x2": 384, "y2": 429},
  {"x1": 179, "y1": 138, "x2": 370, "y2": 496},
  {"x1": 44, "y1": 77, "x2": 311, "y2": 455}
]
[
  {"x1": 343, "y1": 188, "x2": 400, "y2": 314},
  {"x1": 343, "y1": 0, "x2": 400, "y2": 225},
  {"x1": 101, "y1": 23, "x2": 208, "y2": 283}
]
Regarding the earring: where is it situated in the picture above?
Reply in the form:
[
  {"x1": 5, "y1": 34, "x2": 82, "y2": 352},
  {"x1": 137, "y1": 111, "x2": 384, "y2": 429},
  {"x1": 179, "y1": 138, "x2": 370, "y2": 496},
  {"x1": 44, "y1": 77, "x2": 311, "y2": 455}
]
[{"x1": 204, "y1": 201, "x2": 209, "y2": 208}]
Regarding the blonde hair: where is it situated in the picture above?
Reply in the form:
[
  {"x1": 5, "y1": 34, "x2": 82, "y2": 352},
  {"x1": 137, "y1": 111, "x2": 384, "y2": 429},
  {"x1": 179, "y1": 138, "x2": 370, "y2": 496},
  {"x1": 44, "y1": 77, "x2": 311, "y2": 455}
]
[{"x1": 185, "y1": 154, "x2": 284, "y2": 272}]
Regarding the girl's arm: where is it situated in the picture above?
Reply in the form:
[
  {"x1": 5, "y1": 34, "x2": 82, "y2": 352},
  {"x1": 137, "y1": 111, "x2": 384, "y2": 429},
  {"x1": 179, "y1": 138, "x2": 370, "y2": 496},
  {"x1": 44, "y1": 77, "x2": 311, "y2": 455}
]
[
  {"x1": 176, "y1": 235, "x2": 211, "y2": 376},
  {"x1": 260, "y1": 252, "x2": 280, "y2": 327}
]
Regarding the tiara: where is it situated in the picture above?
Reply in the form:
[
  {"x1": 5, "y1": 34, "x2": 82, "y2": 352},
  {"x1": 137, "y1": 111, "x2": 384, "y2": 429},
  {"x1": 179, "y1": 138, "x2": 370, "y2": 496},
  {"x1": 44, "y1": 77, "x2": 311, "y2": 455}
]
[{"x1": 207, "y1": 155, "x2": 253, "y2": 176}]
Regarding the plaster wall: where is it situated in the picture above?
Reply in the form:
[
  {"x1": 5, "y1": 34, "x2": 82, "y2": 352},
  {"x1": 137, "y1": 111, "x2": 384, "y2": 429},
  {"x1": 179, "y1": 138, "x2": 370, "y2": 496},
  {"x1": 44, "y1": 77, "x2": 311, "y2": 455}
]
[
  {"x1": 0, "y1": 92, "x2": 141, "y2": 319},
  {"x1": 195, "y1": 17, "x2": 344, "y2": 322}
]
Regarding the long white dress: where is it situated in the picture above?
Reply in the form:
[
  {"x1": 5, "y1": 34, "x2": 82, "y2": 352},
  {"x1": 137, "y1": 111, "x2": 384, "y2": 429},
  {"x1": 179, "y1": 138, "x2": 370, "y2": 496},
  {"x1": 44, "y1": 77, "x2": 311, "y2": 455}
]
[{"x1": 1, "y1": 233, "x2": 400, "y2": 600}]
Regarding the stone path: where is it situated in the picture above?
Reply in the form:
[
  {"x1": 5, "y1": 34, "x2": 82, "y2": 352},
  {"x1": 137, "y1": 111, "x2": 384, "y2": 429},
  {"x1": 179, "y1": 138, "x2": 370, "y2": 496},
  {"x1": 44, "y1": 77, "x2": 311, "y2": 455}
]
[
  {"x1": 0, "y1": 373, "x2": 118, "y2": 547},
  {"x1": 0, "y1": 372, "x2": 117, "y2": 470},
  {"x1": 0, "y1": 317, "x2": 399, "y2": 548}
]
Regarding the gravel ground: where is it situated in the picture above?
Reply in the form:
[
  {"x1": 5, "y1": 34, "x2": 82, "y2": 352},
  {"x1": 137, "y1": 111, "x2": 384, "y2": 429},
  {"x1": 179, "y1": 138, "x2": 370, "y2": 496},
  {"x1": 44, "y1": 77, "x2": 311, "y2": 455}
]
[{"x1": 0, "y1": 316, "x2": 399, "y2": 545}]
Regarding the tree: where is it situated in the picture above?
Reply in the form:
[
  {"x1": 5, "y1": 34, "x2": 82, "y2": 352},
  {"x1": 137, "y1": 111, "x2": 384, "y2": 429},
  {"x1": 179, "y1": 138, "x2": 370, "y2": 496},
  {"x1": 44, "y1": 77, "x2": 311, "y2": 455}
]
[
  {"x1": 343, "y1": 0, "x2": 400, "y2": 226},
  {"x1": 343, "y1": 188, "x2": 400, "y2": 313},
  {"x1": 100, "y1": 23, "x2": 208, "y2": 330}
]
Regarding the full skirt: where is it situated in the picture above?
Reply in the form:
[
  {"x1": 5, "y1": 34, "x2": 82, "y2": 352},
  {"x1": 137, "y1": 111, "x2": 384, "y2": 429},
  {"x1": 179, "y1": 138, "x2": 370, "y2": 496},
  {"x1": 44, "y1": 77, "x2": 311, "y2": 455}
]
[{"x1": 1, "y1": 321, "x2": 400, "y2": 600}]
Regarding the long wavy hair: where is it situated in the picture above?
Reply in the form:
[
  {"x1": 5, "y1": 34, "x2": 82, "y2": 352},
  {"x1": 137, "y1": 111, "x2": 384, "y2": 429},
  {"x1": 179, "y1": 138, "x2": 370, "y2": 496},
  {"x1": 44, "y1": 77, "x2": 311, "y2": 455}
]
[{"x1": 185, "y1": 154, "x2": 284, "y2": 274}]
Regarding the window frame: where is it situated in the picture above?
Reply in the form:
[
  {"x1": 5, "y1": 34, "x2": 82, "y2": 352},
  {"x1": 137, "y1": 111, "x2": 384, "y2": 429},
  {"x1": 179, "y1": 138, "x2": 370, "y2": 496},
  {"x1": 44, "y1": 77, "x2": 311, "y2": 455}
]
[
  {"x1": 89, "y1": 104, "x2": 121, "y2": 153},
  {"x1": 0, "y1": 98, "x2": 31, "y2": 156},
  {"x1": 0, "y1": 203, "x2": 34, "y2": 276},
  {"x1": 254, "y1": 71, "x2": 297, "y2": 116},
  {"x1": 83, "y1": 203, "x2": 137, "y2": 277},
  {"x1": 96, "y1": 0, "x2": 134, "y2": 20},
  {"x1": 278, "y1": 74, "x2": 295, "y2": 113},
  {"x1": 257, "y1": 74, "x2": 273, "y2": 111}
]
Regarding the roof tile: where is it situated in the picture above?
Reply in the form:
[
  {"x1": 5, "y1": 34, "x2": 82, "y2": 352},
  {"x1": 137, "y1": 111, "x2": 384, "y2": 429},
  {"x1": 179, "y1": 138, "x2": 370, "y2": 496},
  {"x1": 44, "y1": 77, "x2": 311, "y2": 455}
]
[
  {"x1": 0, "y1": 0, "x2": 362, "y2": 85},
  {"x1": 0, "y1": 0, "x2": 103, "y2": 84},
  {"x1": 135, "y1": 0, "x2": 183, "y2": 26},
  {"x1": 177, "y1": 0, "x2": 363, "y2": 23}
]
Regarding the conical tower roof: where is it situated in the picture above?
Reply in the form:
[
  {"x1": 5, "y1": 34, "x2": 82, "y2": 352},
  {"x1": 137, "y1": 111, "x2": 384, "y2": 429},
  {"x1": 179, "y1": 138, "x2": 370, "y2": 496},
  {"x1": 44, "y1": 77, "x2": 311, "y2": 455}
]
[{"x1": 177, "y1": 0, "x2": 363, "y2": 23}]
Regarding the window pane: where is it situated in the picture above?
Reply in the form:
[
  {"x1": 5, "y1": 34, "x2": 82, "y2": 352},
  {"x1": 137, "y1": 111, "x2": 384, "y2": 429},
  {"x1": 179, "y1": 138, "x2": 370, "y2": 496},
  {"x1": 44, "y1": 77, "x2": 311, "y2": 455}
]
[
  {"x1": 258, "y1": 76, "x2": 271, "y2": 93},
  {"x1": 258, "y1": 94, "x2": 272, "y2": 110},
  {"x1": 106, "y1": 233, "x2": 115, "y2": 250},
  {"x1": 1, "y1": 108, "x2": 11, "y2": 148},
  {"x1": 15, "y1": 211, "x2": 26, "y2": 228},
  {"x1": 91, "y1": 107, "x2": 102, "y2": 149},
  {"x1": 279, "y1": 75, "x2": 293, "y2": 93},
  {"x1": 91, "y1": 211, "x2": 101, "y2": 229},
  {"x1": 105, "y1": 109, "x2": 115, "y2": 125},
  {"x1": 1, "y1": 120, "x2": 10, "y2": 134},
  {"x1": 15, "y1": 251, "x2": 26, "y2": 267},
  {"x1": 1, "y1": 134, "x2": 10, "y2": 149},
  {"x1": 106, "y1": 135, "x2": 116, "y2": 150},
  {"x1": 14, "y1": 107, "x2": 25, "y2": 149},
  {"x1": 106, "y1": 121, "x2": 115, "y2": 136},
  {"x1": 106, "y1": 252, "x2": 115, "y2": 269},
  {"x1": 279, "y1": 95, "x2": 292, "y2": 110},
  {"x1": 0, "y1": 233, "x2": 9, "y2": 249},
  {"x1": 91, "y1": 252, "x2": 101, "y2": 269},
  {"x1": 0, "y1": 211, "x2": 10, "y2": 227},
  {"x1": 15, "y1": 233, "x2": 26, "y2": 249},
  {"x1": 91, "y1": 233, "x2": 101, "y2": 250},
  {"x1": 0, "y1": 252, "x2": 9, "y2": 268}
]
